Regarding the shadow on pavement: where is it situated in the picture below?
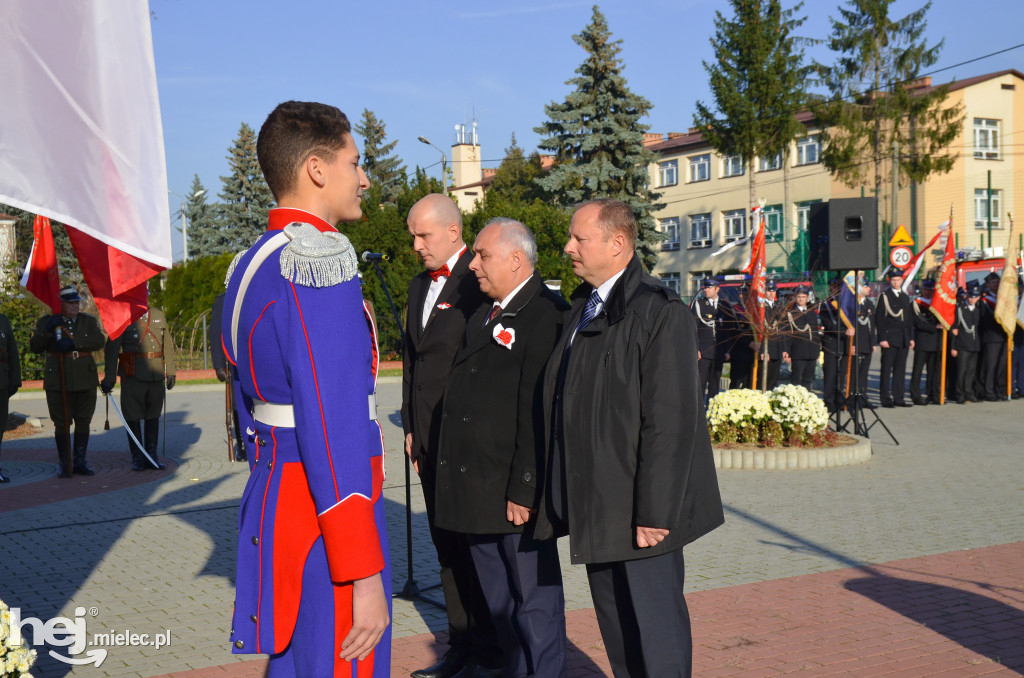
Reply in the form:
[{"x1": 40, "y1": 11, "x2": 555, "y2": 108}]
[{"x1": 845, "y1": 574, "x2": 1024, "y2": 672}]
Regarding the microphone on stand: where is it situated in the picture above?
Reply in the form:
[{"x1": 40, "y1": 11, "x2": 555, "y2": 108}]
[{"x1": 361, "y1": 251, "x2": 389, "y2": 263}]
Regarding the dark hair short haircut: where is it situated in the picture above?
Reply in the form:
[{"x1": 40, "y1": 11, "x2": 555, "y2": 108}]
[
  {"x1": 257, "y1": 101, "x2": 351, "y2": 200},
  {"x1": 579, "y1": 198, "x2": 638, "y2": 246}
]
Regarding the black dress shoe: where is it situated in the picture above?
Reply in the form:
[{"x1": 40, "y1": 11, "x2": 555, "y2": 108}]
[
  {"x1": 913, "y1": 398, "x2": 929, "y2": 406},
  {"x1": 985, "y1": 396, "x2": 1000, "y2": 402},
  {"x1": 451, "y1": 665, "x2": 503, "y2": 678},
  {"x1": 411, "y1": 651, "x2": 468, "y2": 678},
  {"x1": 957, "y1": 398, "x2": 966, "y2": 404},
  {"x1": 895, "y1": 401, "x2": 913, "y2": 407},
  {"x1": 881, "y1": 400, "x2": 895, "y2": 408}
]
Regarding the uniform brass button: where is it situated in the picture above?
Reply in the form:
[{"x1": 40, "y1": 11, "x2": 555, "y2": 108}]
[
  {"x1": 267, "y1": 460, "x2": 272, "y2": 469},
  {"x1": 234, "y1": 640, "x2": 244, "y2": 649},
  {"x1": 251, "y1": 536, "x2": 259, "y2": 545},
  {"x1": 462, "y1": 416, "x2": 471, "y2": 423},
  {"x1": 459, "y1": 465, "x2": 466, "y2": 472},
  {"x1": 523, "y1": 472, "x2": 532, "y2": 482},
  {"x1": 470, "y1": 368, "x2": 478, "y2": 374},
  {"x1": 258, "y1": 438, "x2": 267, "y2": 446},
  {"x1": 250, "y1": 614, "x2": 257, "y2": 623}
]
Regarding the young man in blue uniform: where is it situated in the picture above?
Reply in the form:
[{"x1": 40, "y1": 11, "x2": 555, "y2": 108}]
[{"x1": 222, "y1": 101, "x2": 390, "y2": 676}]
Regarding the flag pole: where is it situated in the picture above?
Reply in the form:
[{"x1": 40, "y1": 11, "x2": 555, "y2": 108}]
[
  {"x1": 1007, "y1": 213, "x2": 1015, "y2": 400},
  {"x1": 940, "y1": 330, "x2": 947, "y2": 405}
]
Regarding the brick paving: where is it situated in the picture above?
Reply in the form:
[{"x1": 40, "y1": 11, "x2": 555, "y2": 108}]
[{"x1": 2, "y1": 356, "x2": 1023, "y2": 677}]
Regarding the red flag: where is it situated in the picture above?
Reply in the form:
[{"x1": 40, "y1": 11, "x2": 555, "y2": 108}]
[
  {"x1": 65, "y1": 227, "x2": 161, "y2": 339},
  {"x1": 19, "y1": 215, "x2": 61, "y2": 313},
  {"x1": 901, "y1": 220, "x2": 948, "y2": 293},
  {"x1": 742, "y1": 208, "x2": 767, "y2": 335},
  {"x1": 930, "y1": 217, "x2": 958, "y2": 330}
]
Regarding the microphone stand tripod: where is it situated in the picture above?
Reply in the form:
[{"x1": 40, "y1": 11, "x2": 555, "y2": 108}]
[{"x1": 367, "y1": 257, "x2": 445, "y2": 609}]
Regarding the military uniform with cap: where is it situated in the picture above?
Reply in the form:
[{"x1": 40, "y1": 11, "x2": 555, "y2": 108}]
[
  {"x1": 102, "y1": 307, "x2": 176, "y2": 470},
  {"x1": 817, "y1": 278, "x2": 852, "y2": 411},
  {"x1": 952, "y1": 281, "x2": 983, "y2": 403},
  {"x1": 978, "y1": 272, "x2": 1008, "y2": 400},
  {"x1": 874, "y1": 269, "x2": 914, "y2": 407},
  {"x1": 0, "y1": 312, "x2": 22, "y2": 483},
  {"x1": 691, "y1": 276, "x2": 734, "y2": 403},
  {"x1": 782, "y1": 285, "x2": 820, "y2": 390},
  {"x1": 29, "y1": 286, "x2": 105, "y2": 477},
  {"x1": 760, "y1": 280, "x2": 785, "y2": 389},
  {"x1": 910, "y1": 280, "x2": 943, "y2": 405}
]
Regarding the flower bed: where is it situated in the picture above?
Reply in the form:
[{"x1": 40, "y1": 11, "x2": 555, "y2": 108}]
[
  {"x1": 1, "y1": 598, "x2": 37, "y2": 677},
  {"x1": 707, "y1": 385, "x2": 836, "y2": 447}
]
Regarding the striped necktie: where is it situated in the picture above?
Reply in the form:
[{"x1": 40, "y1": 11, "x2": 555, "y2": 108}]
[{"x1": 575, "y1": 290, "x2": 602, "y2": 335}]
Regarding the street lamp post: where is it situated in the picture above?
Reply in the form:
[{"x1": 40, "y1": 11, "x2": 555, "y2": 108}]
[
  {"x1": 169, "y1": 189, "x2": 206, "y2": 261},
  {"x1": 417, "y1": 136, "x2": 447, "y2": 192}
]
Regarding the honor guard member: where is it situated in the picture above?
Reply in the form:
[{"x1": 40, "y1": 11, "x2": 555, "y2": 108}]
[
  {"x1": 782, "y1": 285, "x2": 820, "y2": 390},
  {"x1": 101, "y1": 307, "x2": 175, "y2": 470},
  {"x1": 0, "y1": 312, "x2": 22, "y2": 483},
  {"x1": 874, "y1": 269, "x2": 915, "y2": 407},
  {"x1": 757, "y1": 280, "x2": 785, "y2": 389},
  {"x1": 951, "y1": 281, "x2": 983, "y2": 403},
  {"x1": 726, "y1": 285, "x2": 755, "y2": 389},
  {"x1": 818, "y1": 278, "x2": 854, "y2": 412},
  {"x1": 691, "y1": 276, "x2": 733, "y2": 404},
  {"x1": 30, "y1": 286, "x2": 105, "y2": 477},
  {"x1": 1011, "y1": 276, "x2": 1024, "y2": 399},
  {"x1": 979, "y1": 272, "x2": 1008, "y2": 400},
  {"x1": 854, "y1": 280, "x2": 878, "y2": 404},
  {"x1": 909, "y1": 280, "x2": 943, "y2": 405},
  {"x1": 223, "y1": 101, "x2": 390, "y2": 675}
]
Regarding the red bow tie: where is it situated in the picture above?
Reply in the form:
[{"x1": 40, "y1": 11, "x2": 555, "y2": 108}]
[{"x1": 428, "y1": 265, "x2": 451, "y2": 282}]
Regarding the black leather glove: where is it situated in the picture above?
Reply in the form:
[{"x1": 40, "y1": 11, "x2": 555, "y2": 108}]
[
  {"x1": 46, "y1": 314, "x2": 64, "y2": 331},
  {"x1": 8, "y1": 386, "x2": 18, "y2": 398},
  {"x1": 54, "y1": 336, "x2": 75, "y2": 352},
  {"x1": 101, "y1": 379, "x2": 115, "y2": 395},
  {"x1": 166, "y1": 375, "x2": 176, "y2": 390},
  {"x1": 215, "y1": 367, "x2": 227, "y2": 383}
]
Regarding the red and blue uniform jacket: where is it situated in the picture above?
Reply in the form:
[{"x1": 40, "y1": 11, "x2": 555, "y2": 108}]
[{"x1": 222, "y1": 207, "x2": 389, "y2": 663}]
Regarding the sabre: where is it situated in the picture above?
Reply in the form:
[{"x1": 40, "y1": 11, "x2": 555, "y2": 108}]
[{"x1": 105, "y1": 393, "x2": 160, "y2": 468}]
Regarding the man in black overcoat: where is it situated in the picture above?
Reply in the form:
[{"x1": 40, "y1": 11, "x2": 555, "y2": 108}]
[
  {"x1": 402, "y1": 194, "x2": 498, "y2": 678},
  {"x1": 874, "y1": 269, "x2": 915, "y2": 407},
  {"x1": 539, "y1": 199, "x2": 724, "y2": 677},
  {"x1": 909, "y1": 279, "x2": 944, "y2": 405},
  {"x1": 434, "y1": 219, "x2": 569, "y2": 678},
  {"x1": 781, "y1": 285, "x2": 820, "y2": 390}
]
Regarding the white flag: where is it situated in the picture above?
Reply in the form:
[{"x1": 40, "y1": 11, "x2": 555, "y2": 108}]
[{"x1": 0, "y1": 0, "x2": 171, "y2": 268}]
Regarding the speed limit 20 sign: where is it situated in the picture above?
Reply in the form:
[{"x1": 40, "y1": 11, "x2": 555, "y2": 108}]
[{"x1": 890, "y1": 246, "x2": 912, "y2": 268}]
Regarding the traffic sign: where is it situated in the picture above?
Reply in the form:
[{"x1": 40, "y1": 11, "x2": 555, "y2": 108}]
[
  {"x1": 889, "y1": 224, "x2": 915, "y2": 247},
  {"x1": 890, "y1": 246, "x2": 912, "y2": 268}
]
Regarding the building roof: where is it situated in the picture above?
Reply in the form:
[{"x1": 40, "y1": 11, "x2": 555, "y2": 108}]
[{"x1": 0, "y1": 213, "x2": 19, "y2": 221}]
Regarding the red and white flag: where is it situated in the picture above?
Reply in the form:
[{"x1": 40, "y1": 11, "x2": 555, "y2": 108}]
[
  {"x1": 901, "y1": 219, "x2": 949, "y2": 293},
  {"x1": 742, "y1": 207, "x2": 768, "y2": 335},
  {"x1": 19, "y1": 215, "x2": 61, "y2": 313},
  {"x1": 0, "y1": 1, "x2": 170, "y2": 337}
]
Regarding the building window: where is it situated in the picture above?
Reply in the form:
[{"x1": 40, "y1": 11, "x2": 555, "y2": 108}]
[
  {"x1": 724, "y1": 209, "x2": 746, "y2": 242},
  {"x1": 689, "y1": 154, "x2": 711, "y2": 182},
  {"x1": 762, "y1": 204, "x2": 784, "y2": 240},
  {"x1": 689, "y1": 272, "x2": 711, "y2": 296},
  {"x1": 796, "y1": 136, "x2": 820, "y2": 165},
  {"x1": 658, "y1": 159, "x2": 678, "y2": 187},
  {"x1": 660, "y1": 272, "x2": 681, "y2": 295},
  {"x1": 796, "y1": 199, "x2": 822, "y2": 231},
  {"x1": 688, "y1": 213, "x2": 711, "y2": 247},
  {"x1": 758, "y1": 152, "x2": 782, "y2": 172},
  {"x1": 722, "y1": 155, "x2": 745, "y2": 177},
  {"x1": 973, "y1": 119, "x2": 1000, "y2": 160},
  {"x1": 974, "y1": 189, "x2": 1002, "y2": 229},
  {"x1": 659, "y1": 217, "x2": 680, "y2": 250}
]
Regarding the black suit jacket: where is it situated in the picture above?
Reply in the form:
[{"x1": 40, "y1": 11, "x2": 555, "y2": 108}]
[
  {"x1": 874, "y1": 288, "x2": 913, "y2": 347},
  {"x1": 402, "y1": 248, "x2": 488, "y2": 464},
  {"x1": 782, "y1": 305, "x2": 820, "y2": 360},
  {"x1": 434, "y1": 274, "x2": 569, "y2": 535},
  {"x1": 911, "y1": 298, "x2": 943, "y2": 352}
]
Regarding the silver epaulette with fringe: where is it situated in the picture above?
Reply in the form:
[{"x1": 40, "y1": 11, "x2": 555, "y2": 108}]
[
  {"x1": 224, "y1": 250, "x2": 246, "y2": 288},
  {"x1": 279, "y1": 222, "x2": 358, "y2": 287}
]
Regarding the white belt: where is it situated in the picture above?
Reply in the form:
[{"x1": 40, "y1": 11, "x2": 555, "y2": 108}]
[{"x1": 253, "y1": 394, "x2": 378, "y2": 428}]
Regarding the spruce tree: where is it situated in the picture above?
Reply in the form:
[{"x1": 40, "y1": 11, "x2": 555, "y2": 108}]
[
  {"x1": 181, "y1": 175, "x2": 234, "y2": 257},
  {"x1": 694, "y1": 0, "x2": 809, "y2": 217},
  {"x1": 813, "y1": 0, "x2": 962, "y2": 234},
  {"x1": 354, "y1": 109, "x2": 407, "y2": 205},
  {"x1": 534, "y1": 5, "x2": 663, "y2": 270},
  {"x1": 218, "y1": 123, "x2": 275, "y2": 250}
]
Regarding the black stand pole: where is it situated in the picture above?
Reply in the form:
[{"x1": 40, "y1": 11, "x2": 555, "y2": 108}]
[{"x1": 368, "y1": 260, "x2": 445, "y2": 609}]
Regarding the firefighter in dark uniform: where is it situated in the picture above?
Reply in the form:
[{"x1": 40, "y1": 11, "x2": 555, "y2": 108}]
[
  {"x1": 951, "y1": 281, "x2": 983, "y2": 404},
  {"x1": 760, "y1": 280, "x2": 785, "y2": 389},
  {"x1": 853, "y1": 280, "x2": 877, "y2": 405},
  {"x1": 691, "y1": 276, "x2": 733, "y2": 404},
  {"x1": 30, "y1": 285, "x2": 104, "y2": 477},
  {"x1": 727, "y1": 286, "x2": 755, "y2": 389},
  {"x1": 910, "y1": 279, "x2": 943, "y2": 405},
  {"x1": 0, "y1": 312, "x2": 22, "y2": 483},
  {"x1": 818, "y1": 278, "x2": 853, "y2": 412},
  {"x1": 979, "y1": 272, "x2": 1008, "y2": 401},
  {"x1": 874, "y1": 269, "x2": 914, "y2": 407},
  {"x1": 101, "y1": 307, "x2": 176, "y2": 470},
  {"x1": 782, "y1": 285, "x2": 820, "y2": 390}
]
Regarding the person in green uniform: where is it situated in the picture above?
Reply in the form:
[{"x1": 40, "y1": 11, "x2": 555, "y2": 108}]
[
  {"x1": 29, "y1": 286, "x2": 104, "y2": 478},
  {"x1": 0, "y1": 312, "x2": 22, "y2": 483},
  {"x1": 101, "y1": 306, "x2": 175, "y2": 470}
]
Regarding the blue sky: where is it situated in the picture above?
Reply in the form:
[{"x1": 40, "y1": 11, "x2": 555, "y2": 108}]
[{"x1": 151, "y1": 0, "x2": 1024, "y2": 260}]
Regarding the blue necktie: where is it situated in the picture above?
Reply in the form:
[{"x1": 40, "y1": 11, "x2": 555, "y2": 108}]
[{"x1": 574, "y1": 289, "x2": 602, "y2": 339}]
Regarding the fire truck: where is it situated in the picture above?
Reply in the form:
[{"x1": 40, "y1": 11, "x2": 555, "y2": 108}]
[{"x1": 953, "y1": 247, "x2": 1023, "y2": 289}]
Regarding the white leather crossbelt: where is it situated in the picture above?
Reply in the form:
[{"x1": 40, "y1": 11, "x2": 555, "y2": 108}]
[{"x1": 253, "y1": 394, "x2": 378, "y2": 428}]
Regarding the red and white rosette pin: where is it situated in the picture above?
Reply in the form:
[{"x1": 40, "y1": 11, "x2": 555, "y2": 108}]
[{"x1": 492, "y1": 323, "x2": 515, "y2": 349}]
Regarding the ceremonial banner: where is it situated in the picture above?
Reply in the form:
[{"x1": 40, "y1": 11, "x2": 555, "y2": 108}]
[
  {"x1": 994, "y1": 224, "x2": 1019, "y2": 344},
  {"x1": 742, "y1": 207, "x2": 767, "y2": 336},
  {"x1": 0, "y1": 0, "x2": 170, "y2": 337},
  {"x1": 901, "y1": 220, "x2": 949, "y2": 293},
  {"x1": 19, "y1": 215, "x2": 61, "y2": 313},
  {"x1": 838, "y1": 271, "x2": 858, "y2": 330},
  {"x1": 930, "y1": 218, "x2": 958, "y2": 331}
]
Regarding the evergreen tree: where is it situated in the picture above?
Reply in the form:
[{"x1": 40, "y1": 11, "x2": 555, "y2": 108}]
[
  {"x1": 694, "y1": 0, "x2": 809, "y2": 217},
  {"x1": 813, "y1": 0, "x2": 962, "y2": 233},
  {"x1": 181, "y1": 175, "x2": 234, "y2": 257},
  {"x1": 534, "y1": 5, "x2": 663, "y2": 270},
  {"x1": 487, "y1": 134, "x2": 546, "y2": 204},
  {"x1": 354, "y1": 109, "x2": 407, "y2": 205},
  {"x1": 218, "y1": 123, "x2": 275, "y2": 251}
]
